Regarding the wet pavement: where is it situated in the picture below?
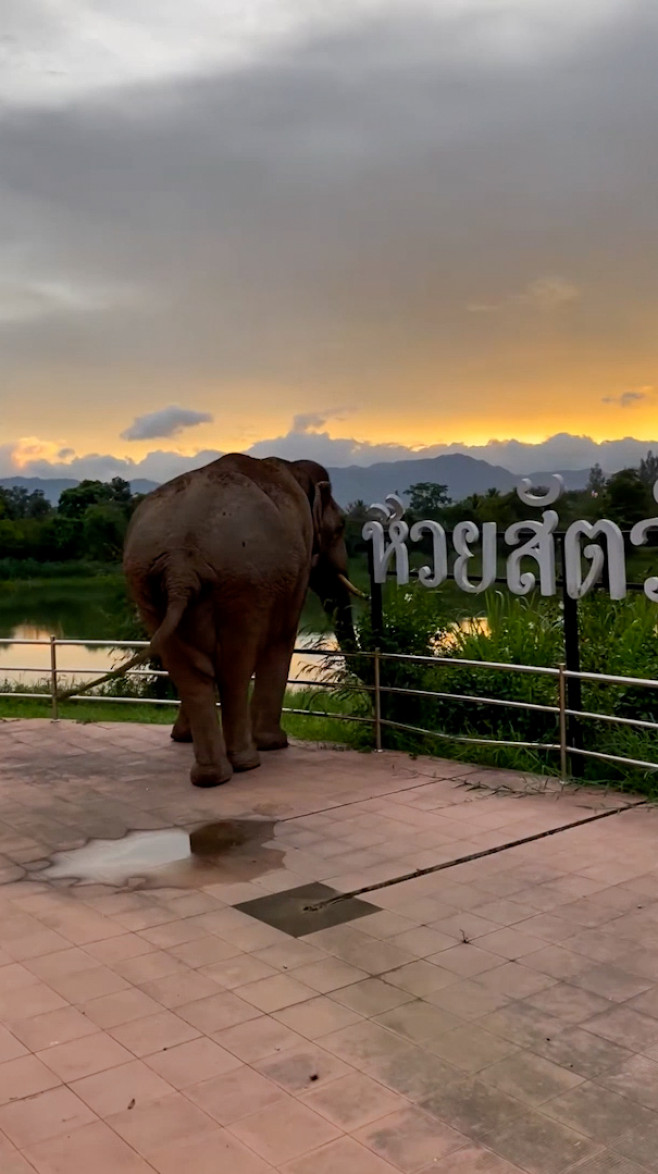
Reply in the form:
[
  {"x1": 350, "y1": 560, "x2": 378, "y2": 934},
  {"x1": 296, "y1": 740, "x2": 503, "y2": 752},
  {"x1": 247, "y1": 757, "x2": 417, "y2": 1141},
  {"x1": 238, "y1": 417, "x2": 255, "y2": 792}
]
[{"x1": 1, "y1": 718, "x2": 658, "y2": 1173}]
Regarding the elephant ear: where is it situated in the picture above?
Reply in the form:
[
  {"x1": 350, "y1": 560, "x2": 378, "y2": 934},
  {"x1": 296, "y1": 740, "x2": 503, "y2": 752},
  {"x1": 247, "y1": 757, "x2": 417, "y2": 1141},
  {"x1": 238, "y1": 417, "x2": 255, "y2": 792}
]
[{"x1": 312, "y1": 480, "x2": 332, "y2": 550}]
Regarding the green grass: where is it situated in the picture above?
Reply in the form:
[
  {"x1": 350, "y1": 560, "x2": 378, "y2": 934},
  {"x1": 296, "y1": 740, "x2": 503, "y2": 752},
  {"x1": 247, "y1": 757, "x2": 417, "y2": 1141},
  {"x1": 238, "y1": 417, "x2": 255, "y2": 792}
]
[
  {"x1": 0, "y1": 560, "x2": 120, "y2": 582},
  {"x1": 0, "y1": 683, "x2": 369, "y2": 747}
]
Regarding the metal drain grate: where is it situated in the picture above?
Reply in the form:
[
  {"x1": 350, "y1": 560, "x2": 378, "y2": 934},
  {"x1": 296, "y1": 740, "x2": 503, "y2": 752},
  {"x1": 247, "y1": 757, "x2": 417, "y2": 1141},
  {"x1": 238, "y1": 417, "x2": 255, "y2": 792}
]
[{"x1": 235, "y1": 882, "x2": 378, "y2": 938}]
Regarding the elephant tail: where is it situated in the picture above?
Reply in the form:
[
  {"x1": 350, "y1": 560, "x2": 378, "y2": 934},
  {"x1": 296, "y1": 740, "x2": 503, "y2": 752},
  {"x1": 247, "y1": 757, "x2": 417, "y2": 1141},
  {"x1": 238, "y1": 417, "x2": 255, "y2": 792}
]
[
  {"x1": 147, "y1": 572, "x2": 215, "y2": 678},
  {"x1": 148, "y1": 593, "x2": 192, "y2": 658}
]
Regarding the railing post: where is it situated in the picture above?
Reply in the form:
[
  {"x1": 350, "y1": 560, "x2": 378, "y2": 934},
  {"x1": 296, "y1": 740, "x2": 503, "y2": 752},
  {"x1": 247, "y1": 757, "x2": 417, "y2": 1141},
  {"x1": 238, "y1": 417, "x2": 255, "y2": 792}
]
[
  {"x1": 374, "y1": 647, "x2": 382, "y2": 752},
  {"x1": 558, "y1": 533, "x2": 584, "y2": 776},
  {"x1": 50, "y1": 636, "x2": 59, "y2": 721},
  {"x1": 367, "y1": 543, "x2": 383, "y2": 646},
  {"x1": 558, "y1": 661, "x2": 568, "y2": 781}
]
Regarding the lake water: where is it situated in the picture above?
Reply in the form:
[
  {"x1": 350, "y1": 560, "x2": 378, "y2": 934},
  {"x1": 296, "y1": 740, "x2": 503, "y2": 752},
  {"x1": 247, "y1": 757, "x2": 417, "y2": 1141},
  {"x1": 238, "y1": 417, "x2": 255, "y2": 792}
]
[
  {"x1": 0, "y1": 577, "x2": 340, "y2": 691},
  {"x1": 0, "y1": 577, "x2": 487, "y2": 694},
  {"x1": 0, "y1": 624, "x2": 336, "y2": 690}
]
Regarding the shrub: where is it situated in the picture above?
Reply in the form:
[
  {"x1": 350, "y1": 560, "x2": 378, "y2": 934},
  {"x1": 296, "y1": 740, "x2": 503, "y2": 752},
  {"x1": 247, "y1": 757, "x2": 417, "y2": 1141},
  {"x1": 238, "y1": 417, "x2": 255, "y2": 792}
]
[{"x1": 347, "y1": 585, "x2": 658, "y2": 790}]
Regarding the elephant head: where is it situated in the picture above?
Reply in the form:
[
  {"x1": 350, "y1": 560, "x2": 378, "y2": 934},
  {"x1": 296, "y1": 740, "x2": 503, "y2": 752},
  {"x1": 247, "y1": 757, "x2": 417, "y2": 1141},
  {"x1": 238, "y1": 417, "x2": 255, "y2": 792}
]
[{"x1": 283, "y1": 459, "x2": 362, "y2": 651}]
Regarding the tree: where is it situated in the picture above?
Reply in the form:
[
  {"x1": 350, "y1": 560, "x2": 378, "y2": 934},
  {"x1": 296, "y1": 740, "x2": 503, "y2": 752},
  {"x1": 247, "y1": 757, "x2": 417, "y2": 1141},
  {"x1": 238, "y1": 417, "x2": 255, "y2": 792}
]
[
  {"x1": 58, "y1": 477, "x2": 133, "y2": 520},
  {"x1": 345, "y1": 500, "x2": 369, "y2": 523},
  {"x1": 406, "y1": 482, "x2": 451, "y2": 516},
  {"x1": 587, "y1": 463, "x2": 607, "y2": 498},
  {"x1": 604, "y1": 469, "x2": 652, "y2": 526},
  {"x1": 58, "y1": 480, "x2": 111, "y2": 519},
  {"x1": 108, "y1": 477, "x2": 132, "y2": 507},
  {"x1": 0, "y1": 486, "x2": 51, "y2": 520},
  {"x1": 82, "y1": 504, "x2": 128, "y2": 561},
  {"x1": 639, "y1": 450, "x2": 658, "y2": 489},
  {"x1": 43, "y1": 516, "x2": 84, "y2": 559}
]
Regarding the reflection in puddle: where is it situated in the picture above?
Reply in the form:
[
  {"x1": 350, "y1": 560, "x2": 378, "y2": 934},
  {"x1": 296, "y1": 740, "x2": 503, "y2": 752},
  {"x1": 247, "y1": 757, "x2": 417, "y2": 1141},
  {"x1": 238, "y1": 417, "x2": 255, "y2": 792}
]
[{"x1": 41, "y1": 819, "x2": 281, "y2": 889}]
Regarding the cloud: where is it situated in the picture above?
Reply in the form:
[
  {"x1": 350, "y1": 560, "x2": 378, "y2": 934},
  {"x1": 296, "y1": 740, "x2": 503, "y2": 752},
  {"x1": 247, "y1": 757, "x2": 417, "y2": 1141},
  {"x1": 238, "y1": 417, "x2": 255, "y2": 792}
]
[
  {"x1": 468, "y1": 275, "x2": 581, "y2": 314},
  {"x1": 0, "y1": 4, "x2": 656, "y2": 413},
  {"x1": 602, "y1": 386, "x2": 654, "y2": 408},
  {"x1": 520, "y1": 277, "x2": 581, "y2": 309},
  {"x1": 1, "y1": 0, "x2": 430, "y2": 110},
  {"x1": 0, "y1": 0, "x2": 656, "y2": 467},
  {"x1": 120, "y1": 405, "x2": 214, "y2": 441},
  {"x1": 245, "y1": 427, "x2": 658, "y2": 476},
  {"x1": 0, "y1": 276, "x2": 140, "y2": 325},
  {"x1": 291, "y1": 407, "x2": 355, "y2": 433},
  {"x1": 0, "y1": 441, "x2": 224, "y2": 484},
  {"x1": 3, "y1": 423, "x2": 658, "y2": 485},
  {"x1": 448, "y1": 432, "x2": 658, "y2": 474}
]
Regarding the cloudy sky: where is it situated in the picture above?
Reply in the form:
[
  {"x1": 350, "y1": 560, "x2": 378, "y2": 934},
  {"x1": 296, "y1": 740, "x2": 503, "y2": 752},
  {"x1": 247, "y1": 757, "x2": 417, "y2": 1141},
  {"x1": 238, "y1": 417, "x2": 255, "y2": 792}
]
[{"x1": 1, "y1": 0, "x2": 657, "y2": 481}]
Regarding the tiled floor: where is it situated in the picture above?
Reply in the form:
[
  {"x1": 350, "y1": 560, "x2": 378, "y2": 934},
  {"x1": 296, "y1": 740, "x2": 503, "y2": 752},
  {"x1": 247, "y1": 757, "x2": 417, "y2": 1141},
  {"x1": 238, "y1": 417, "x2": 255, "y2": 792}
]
[{"x1": 1, "y1": 719, "x2": 657, "y2": 1172}]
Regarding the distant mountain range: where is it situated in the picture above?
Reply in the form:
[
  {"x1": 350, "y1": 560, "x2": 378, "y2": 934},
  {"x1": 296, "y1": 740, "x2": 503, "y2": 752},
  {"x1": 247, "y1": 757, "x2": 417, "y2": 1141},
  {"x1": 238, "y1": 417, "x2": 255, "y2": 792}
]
[
  {"x1": 326, "y1": 455, "x2": 589, "y2": 506},
  {"x1": 0, "y1": 456, "x2": 590, "y2": 509}
]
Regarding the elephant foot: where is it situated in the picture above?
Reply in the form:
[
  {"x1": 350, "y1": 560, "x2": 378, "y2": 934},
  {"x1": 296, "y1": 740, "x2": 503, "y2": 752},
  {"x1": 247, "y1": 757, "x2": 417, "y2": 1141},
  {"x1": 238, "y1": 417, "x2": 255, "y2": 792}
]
[
  {"x1": 229, "y1": 748, "x2": 261, "y2": 773},
  {"x1": 171, "y1": 712, "x2": 193, "y2": 742},
  {"x1": 191, "y1": 762, "x2": 233, "y2": 788},
  {"x1": 255, "y1": 730, "x2": 289, "y2": 752},
  {"x1": 171, "y1": 726, "x2": 193, "y2": 743}
]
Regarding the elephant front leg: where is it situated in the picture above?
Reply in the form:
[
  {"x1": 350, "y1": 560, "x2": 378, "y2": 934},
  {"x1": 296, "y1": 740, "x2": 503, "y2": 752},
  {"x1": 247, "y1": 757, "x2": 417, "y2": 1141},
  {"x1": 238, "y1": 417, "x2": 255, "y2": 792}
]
[{"x1": 251, "y1": 632, "x2": 297, "y2": 751}]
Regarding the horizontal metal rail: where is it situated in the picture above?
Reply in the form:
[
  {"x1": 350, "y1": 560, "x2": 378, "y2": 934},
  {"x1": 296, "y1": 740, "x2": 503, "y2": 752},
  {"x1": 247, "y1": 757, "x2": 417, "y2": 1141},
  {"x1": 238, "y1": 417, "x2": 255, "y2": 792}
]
[
  {"x1": 9, "y1": 635, "x2": 658, "y2": 690},
  {"x1": 1, "y1": 635, "x2": 657, "y2": 779},
  {"x1": 379, "y1": 650, "x2": 560, "y2": 676},
  {"x1": 1, "y1": 666, "x2": 172, "y2": 679},
  {"x1": 379, "y1": 684, "x2": 559, "y2": 716},
  {"x1": 379, "y1": 716, "x2": 560, "y2": 754},
  {"x1": 566, "y1": 708, "x2": 658, "y2": 734},
  {"x1": 565, "y1": 668, "x2": 658, "y2": 690},
  {"x1": 67, "y1": 694, "x2": 180, "y2": 707},
  {"x1": 568, "y1": 746, "x2": 658, "y2": 772},
  {"x1": 0, "y1": 666, "x2": 51, "y2": 675},
  {"x1": 286, "y1": 678, "x2": 374, "y2": 692},
  {"x1": 281, "y1": 708, "x2": 372, "y2": 724}
]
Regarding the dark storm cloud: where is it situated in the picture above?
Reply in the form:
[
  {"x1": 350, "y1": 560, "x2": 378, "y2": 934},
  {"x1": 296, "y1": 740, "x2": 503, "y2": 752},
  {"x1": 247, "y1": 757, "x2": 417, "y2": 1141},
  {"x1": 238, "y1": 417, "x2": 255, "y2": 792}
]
[{"x1": 0, "y1": 1, "x2": 656, "y2": 388}]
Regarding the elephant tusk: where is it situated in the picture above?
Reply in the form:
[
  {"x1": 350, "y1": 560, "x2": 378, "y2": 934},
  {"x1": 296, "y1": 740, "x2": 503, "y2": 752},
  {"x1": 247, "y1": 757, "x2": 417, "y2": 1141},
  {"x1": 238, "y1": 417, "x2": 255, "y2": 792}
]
[{"x1": 338, "y1": 574, "x2": 368, "y2": 599}]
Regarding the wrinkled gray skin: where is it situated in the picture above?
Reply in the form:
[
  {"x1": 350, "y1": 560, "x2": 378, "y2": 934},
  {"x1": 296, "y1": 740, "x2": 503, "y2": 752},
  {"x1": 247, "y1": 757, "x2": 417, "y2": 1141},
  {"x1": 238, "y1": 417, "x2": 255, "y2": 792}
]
[{"x1": 123, "y1": 453, "x2": 355, "y2": 788}]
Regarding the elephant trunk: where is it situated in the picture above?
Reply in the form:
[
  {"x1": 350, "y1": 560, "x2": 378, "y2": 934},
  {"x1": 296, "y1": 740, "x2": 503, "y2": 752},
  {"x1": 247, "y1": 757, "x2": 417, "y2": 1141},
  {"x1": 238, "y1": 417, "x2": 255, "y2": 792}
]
[
  {"x1": 310, "y1": 566, "x2": 378, "y2": 693},
  {"x1": 309, "y1": 565, "x2": 357, "y2": 656},
  {"x1": 331, "y1": 583, "x2": 358, "y2": 658}
]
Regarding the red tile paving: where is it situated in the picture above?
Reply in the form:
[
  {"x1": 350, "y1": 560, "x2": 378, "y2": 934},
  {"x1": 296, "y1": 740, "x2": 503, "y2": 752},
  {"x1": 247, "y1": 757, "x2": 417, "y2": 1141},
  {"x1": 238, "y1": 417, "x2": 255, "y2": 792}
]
[{"x1": 0, "y1": 719, "x2": 657, "y2": 1171}]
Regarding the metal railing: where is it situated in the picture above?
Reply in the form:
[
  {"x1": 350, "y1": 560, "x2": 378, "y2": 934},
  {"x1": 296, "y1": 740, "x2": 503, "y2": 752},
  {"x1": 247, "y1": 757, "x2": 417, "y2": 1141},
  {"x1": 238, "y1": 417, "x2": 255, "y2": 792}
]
[{"x1": 1, "y1": 636, "x2": 657, "y2": 780}]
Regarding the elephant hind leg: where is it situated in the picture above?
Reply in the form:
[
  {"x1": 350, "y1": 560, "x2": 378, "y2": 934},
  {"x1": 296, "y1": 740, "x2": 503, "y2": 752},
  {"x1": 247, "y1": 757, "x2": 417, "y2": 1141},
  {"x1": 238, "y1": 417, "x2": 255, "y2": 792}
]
[
  {"x1": 185, "y1": 682, "x2": 233, "y2": 788},
  {"x1": 216, "y1": 634, "x2": 261, "y2": 773},
  {"x1": 163, "y1": 641, "x2": 232, "y2": 788},
  {"x1": 171, "y1": 703, "x2": 193, "y2": 742}
]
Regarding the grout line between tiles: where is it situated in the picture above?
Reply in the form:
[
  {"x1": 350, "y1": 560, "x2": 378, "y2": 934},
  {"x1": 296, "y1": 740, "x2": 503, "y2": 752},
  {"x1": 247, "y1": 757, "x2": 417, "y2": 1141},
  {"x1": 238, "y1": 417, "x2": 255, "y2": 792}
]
[{"x1": 305, "y1": 800, "x2": 648, "y2": 911}]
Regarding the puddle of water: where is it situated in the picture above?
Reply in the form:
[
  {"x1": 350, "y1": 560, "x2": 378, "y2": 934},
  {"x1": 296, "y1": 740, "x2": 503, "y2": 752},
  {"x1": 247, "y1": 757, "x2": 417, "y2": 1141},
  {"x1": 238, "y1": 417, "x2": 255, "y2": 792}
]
[{"x1": 41, "y1": 818, "x2": 282, "y2": 889}]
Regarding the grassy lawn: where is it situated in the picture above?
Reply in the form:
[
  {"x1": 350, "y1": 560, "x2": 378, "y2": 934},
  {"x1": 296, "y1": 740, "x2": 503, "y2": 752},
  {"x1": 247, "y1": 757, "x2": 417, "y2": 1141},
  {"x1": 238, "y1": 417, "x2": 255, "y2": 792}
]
[{"x1": 0, "y1": 686, "x2": 369, "y2": 748}]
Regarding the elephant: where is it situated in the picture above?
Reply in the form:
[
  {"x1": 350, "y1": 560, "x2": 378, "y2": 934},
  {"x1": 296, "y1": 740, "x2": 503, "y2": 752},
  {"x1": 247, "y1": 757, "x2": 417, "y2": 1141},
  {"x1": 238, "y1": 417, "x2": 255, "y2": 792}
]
[{"x1": 123, "y1": 453, "x2": 361, "y2": 788}]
